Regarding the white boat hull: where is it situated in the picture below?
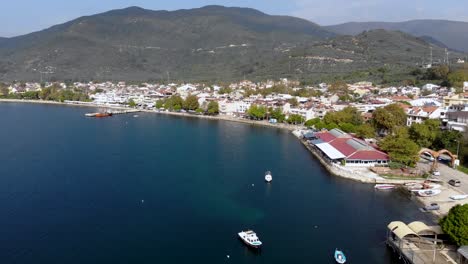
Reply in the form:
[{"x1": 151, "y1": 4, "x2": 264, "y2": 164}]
[{"x1": 418, "y1": 189, "x2": 442, "y2": 197}]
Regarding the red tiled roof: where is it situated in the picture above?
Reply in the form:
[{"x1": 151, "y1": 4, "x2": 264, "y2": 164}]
[
  {"x1": 329, "y1": 138, "x2": 356, "y2": 156},
  {"x1": 316, "y1": 132, "x2": 336, "y2": 142},
  {"x1": 347, "y1": 150, "x2": 389, "y2": 160}
]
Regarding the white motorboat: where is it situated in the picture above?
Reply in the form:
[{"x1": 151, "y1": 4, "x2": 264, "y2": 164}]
[
  {"x1": 410, "y1": 183, "x2": 441, "y2": 192},
  {"x1": 265, "y1": 171, "x2": 272, "y2": 183},
  {"x1": 450, "y1": 194, "x2": 468, "y2": 200},
  {"x1": 375, "y1": 184, "x2": 396, "y2": 190},
  {"x1": 418, "y1": 189, "x2": 442, "y2": 197},
  {"x1": 238, "y1": 230, "x2": 262, "y2": 248}
]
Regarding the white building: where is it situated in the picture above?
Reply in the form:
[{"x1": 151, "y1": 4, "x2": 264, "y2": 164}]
[
  {"x1": 219, "y1": 100, "x2": 251, "y2": 115},
  {"x1": 406, "y1": 106, "x2": 443, "y2": 126}
]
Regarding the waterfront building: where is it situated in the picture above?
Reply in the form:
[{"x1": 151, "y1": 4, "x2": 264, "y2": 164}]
[{"x1": 309, "y1": 129, "x2": 389, "y2": 167}]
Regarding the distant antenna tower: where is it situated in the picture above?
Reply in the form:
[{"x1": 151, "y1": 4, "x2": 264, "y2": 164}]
[
  {"x1": 446, "y1": 49, "x2": 450, "y2": 66},
  {"x1": 430, "y1": 46, "x2": 433, "y2": 66}
]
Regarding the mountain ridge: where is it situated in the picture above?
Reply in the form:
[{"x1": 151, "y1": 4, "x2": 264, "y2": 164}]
[
  {"x1": 325, "y1": 19, "x2": 468, "y2": 52},
  {"x1": 0, "y1": 6, "x2": 464, "y2": 82}
]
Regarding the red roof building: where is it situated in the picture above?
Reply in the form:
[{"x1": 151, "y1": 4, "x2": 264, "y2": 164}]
[{"x1": 310, "y1": 129, "x2": 389, "y2": 166}]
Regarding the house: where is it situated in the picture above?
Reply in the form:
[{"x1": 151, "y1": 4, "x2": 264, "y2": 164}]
[
  {"x1": 309, "y1": 129, "x2": 389, "y2": 167},
  {"x1": 406, "y1": 106, "x2": 442, "y2": 126},
  {"x1": 443, "y1": 93, "x2": 468, "y2": 107}
]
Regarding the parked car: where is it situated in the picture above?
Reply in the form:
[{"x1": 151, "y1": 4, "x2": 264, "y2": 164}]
[
  {"x1": 448, "y1": 179, "x2": 461, "y2": 187},
  {"x1": 421, "y1": 152, "x2": 435, "y2": 161},
  {"x1": 422, "y1": 203, "x2": 440, "y2": 212},
  {"x1": 432, "y1": 170, "x2": 441, "y2": 176}
]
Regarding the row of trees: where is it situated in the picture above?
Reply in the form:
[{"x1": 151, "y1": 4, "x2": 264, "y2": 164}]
[
  {"x1": 245, "y1": 105, "x2": 305, "y2": 124},
  {"x1": 154, "y1": 95, "x2": 219, "y2": 115},
  {"x1": 0, "y1": 85, "x2": 90, "y2": 102}
]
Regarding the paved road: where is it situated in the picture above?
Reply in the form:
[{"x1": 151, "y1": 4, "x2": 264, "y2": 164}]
[{"x1": 418, "y1": 159, "x2": 468, "y2": 195}]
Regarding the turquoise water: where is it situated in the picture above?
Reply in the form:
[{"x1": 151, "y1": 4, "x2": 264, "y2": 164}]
[{"x1": 0, "y1": 103, "x2": 433, "y2": 263}]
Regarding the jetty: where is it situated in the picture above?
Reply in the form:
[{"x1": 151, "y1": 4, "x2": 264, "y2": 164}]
[
  {"x1": 386, "y1": 221, "x2": 458, "y2": 264},
  {"x1": 85, "y1": 109, "x2": 140, "y2": 117}
]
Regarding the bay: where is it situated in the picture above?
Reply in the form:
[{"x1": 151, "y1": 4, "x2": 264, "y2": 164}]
[{"x1": 0, "y1": 103, "x2": 433, "y2": 263}]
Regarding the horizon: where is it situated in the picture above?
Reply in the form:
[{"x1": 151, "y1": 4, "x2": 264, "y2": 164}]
[{"x1": 2, "y1": 0, "x2": 468, "y2": 37}]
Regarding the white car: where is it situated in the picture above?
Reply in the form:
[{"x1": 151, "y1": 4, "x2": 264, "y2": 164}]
[{"x1": 432, "y1": 170, "x2": 441, "y2": 176}]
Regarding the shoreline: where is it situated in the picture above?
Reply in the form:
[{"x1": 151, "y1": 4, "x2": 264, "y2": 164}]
[
  {"x1": 0, "y1": 98, "x2": 302, "y2": 131},
  {"x1": 1, "y1": 98, "x2": 454, "y2": 220}
]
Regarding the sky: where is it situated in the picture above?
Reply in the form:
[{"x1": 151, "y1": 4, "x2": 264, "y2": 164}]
[{"x1": 2, "y1": 0, "x2": 468, "y2": 37}]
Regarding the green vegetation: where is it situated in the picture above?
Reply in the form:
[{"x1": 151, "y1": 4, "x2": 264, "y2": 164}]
[
  {"x1": 128, "y1": 99, "x2": 137, "y2": 107},
  {"x1": 355, "y1": 123, "x2": 375, "y2": 139},
  {"x1": 408, "y1": 119, "x2": 439, "y2": 148},
  {"x1": 0, "y1": 85, "x2": 90, "y2": 102},
  {"x1": 439, "y1": 204, "x2": 468, "y2": 246},
  {"x1": 373, "y1": 104, "x2": 406, "y2": 134},
  {"x1": 164, "y1": 95, "x2": 184, "y2": 111},
  {"x1": 269, "y1": 107, "x2": 285, "y2": 123},
  {"x1": 379, "y1": 127, "x2": 420, "y2": 167},
  {"x1": 246, "y1": 104, "x2": 267, "y2": 120},
  {"x1": 206, "y1": 101, "x2": 219, "y2": 115},
  {"x1": 155, "y1": 99, "x2": 165, "y2": 109},
  {"x1": 183, "y1": 94, "x2": 199, "y2": 111},
  {"x1": 286, "y1": 114, "x2": 305, "y2": 124}
]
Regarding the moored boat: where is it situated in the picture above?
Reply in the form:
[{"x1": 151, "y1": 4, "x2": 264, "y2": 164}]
[
  {"x1": 418, "y1": 189, "x2": 442, "y2": 197},
  {"x1": 375, "y1": 184, "x2": 396, "y2": 190},
  {"x1": 334, "y1": 249, "x2": 346, "y2": 263},
  {"x1": 450, "y1": 194, "x2": 468, "y2": 200},
  {"x1": 238, "y1": 230, "x2": 262, "y2": 248},
  {"x1": 85, "y1": 112, "x2": 113, "y2": 118},
  {"x1": 265, "y1": 171, "x2": 272, "y2": 183}
]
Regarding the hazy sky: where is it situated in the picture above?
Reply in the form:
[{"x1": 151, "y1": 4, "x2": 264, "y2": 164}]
[{"x1": 2, "y1": 0, "x2": 468, "y2": 37}]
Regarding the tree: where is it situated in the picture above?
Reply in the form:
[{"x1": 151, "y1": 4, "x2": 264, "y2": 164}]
[
  {"x1": 328, "y1": 80, "x2": 348, "y2": 95},
  {"x1": 355, "y1": 123, "x2": 375, "y2": 139},
  {"x1": 286, "y1": 114, "x2": 305, "y2": 124},
  {"x1": 155, "y1": 99, "x2": 165, "y2": 109},
  {"x1": 247, "y1": 104, "x2": 267, "y2": 120},
  {"x1": 448, "y1": 69, "x2": 468, "y2": 89},
  {"x1": 0, "y1": 85, "x2": 8, "y2": 97},
  {"x1": 379, "y1": 128, "x2": 420, "y2": 167},
  {"x1": 323, "y1": 106, "x2": 363, "y2": 127},
  {"x1": 305, "y1": 118, "x2": 320, "y2": 128},
  {"x1": 128, "y1": 99, "x2": 137, "y2": 107},
  {"x1": 164, "y1": 95, "x2": 184, "y2": 111},
  {"x1": 183, "y1": 94, "x2": 199, "y2": 111},
  {"x1": 207, "y1": 101, "x2": 219, "y2": 115},
  {"x1": 439, "y1": 204, "x2": 468, "y2": 246},
  {"x1": 432, "y1": 130, "x2": 462, "y2": 154},
  {"x1": 218, "y1": 87, "x2": 232, "y2": 94},
  {"x1": 409, "y1": 119, "x2": 440, "y2": 148},
  {"x1": 373, "y1": 104, "x2": 407, "y2": 134},
  {"x1": 288, "y1": 98, "x2": 299, "y2": 107},
  {"x1": 269, "y1": 107, "x2": 285, "y2": 122}
]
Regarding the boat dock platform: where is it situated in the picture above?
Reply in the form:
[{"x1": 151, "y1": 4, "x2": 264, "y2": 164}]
[{"x1": 386, "y1": 221, "x2": 458, "y2": 264}]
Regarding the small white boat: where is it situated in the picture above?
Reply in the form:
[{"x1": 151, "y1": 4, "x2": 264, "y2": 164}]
[
  {"x1": 450, "y1": 194, "x2": 468, "y2": 200},
  {"x1": 265, "y1": 171, "x2": 272, "y2": 183},
  {"x1": 133, "y1": 114, "x2": 139, "y2": 118},
  {"x1": 418, "y1": 189, "x2": 442, "y2": 197},
  {"x1": 375, "y1": 184, "x2": 396, "y2": 190},
  {"x1": 410, "y1": 183, "x2": 441, "y2": 192},
  {"x1": 334, "y1": 249, "x2": 346, "y2": 263},
  {"x1": 238, "y1": 230, "x2": 262, "y2": 248}
]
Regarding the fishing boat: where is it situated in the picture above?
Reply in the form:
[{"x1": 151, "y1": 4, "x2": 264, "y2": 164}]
[
  {"x1": 334, "y1": 249, "x2": 346, "y2": 264},
  {"x1": 374, "y1": 184, "x2": 396, "y2": 190},
  {"x1": 238, "y1": 230, "x2": 262, "y2": 249},
  {"x1": 85, "y1": 112, "x2": 112, "y2": 118},
  {"x1": 418, "y1": 189, "x2": 442, "y2": 197},
  {"x1": 265, "y1": 171, "x2": 272, "y2": 183},
  {"x1": 450, "y1": 194, "x2": 468, "y2": 200}
]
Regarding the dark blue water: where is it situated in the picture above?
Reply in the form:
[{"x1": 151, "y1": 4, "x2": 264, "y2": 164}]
[{"x1": 0, "y1": 103, "x2": 434, "y2": 264}]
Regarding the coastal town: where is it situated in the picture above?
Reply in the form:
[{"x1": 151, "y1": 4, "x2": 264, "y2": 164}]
[{"x1": 1, "y1": 77, "x2": 468, "y2": 263}]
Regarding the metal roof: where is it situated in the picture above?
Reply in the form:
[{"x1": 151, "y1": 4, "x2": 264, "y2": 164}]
[
  {"x1": 329, "y1": 128, "x2": 349, "y2": 138},
  {"x1": 408, "y1": 221, "x2": 443, "y2": 235},
  {"x1": 388, "y1": 221, "x2": 418, "y2": 240},
  {"x1": 458, "y1": 246, "x2": 468, "y2": 259},
  {"x1": 315, "y1": 143, "x2": 346, "y2": 160}
]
